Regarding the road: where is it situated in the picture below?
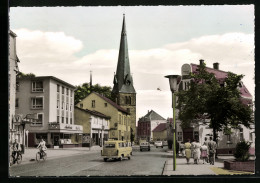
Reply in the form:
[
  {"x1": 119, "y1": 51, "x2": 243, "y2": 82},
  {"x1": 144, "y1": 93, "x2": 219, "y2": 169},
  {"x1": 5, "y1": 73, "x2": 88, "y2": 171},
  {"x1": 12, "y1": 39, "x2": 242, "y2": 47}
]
[{"x1": 10, "y1": 146, "x2": 171, "y2": 176}]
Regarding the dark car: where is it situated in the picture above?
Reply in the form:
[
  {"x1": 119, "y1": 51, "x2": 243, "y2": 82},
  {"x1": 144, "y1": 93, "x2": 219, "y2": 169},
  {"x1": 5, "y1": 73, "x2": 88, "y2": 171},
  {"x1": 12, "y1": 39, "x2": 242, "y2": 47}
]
[{"x1": 140, "y1": 142, "x2": 150, "y2": 151}]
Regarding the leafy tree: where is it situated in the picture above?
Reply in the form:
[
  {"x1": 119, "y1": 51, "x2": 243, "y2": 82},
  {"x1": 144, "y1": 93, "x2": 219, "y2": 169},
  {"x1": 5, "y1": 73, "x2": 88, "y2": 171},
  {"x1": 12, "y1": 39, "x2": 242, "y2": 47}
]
[
  {"x1": 234, "y1": 141, "x2": 251, "y2": 161},
  {"x1": 176, "y1": 63, "x2": 253, "y2": 142},
  {"x1": 17, "y1": 72, "x2": 36, "y2": 78},
  {"x1": 74, "y1": 82, "x2": 112, "y2": 104}
]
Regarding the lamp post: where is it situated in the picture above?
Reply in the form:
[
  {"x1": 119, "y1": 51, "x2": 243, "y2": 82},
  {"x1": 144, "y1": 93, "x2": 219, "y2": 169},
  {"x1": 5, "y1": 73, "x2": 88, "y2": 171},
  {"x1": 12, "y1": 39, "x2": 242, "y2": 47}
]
[{"x1": 165, "y1": 75, "x2": 181, "y2": 171}]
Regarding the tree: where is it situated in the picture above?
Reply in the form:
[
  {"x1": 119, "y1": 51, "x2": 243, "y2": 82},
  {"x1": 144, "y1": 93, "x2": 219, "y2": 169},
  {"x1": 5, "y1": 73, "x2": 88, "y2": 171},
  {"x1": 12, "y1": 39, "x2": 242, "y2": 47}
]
[
  {"x1": 176, "y1": 63, "x2": 253, "y2": 142},
  {"x1": 74, "y1": 82, "x2": 112, "y2": 104},
  {"x1": 17, "y1": 72, "x2": 36, "y2": 78}
]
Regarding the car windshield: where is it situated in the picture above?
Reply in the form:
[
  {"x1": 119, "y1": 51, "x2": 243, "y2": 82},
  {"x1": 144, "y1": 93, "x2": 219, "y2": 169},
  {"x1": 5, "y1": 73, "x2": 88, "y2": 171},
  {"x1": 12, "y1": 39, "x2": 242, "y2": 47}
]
[{"x1": 104, "y1": 144, "x2": 115, "y2": 148}]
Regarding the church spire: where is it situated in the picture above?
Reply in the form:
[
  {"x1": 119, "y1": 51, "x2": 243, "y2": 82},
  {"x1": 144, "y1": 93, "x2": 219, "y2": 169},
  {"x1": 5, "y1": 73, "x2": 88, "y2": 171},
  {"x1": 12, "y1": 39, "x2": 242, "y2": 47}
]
[{"x1": 112, "y1": 14, "x2": 136, "y2": 94}]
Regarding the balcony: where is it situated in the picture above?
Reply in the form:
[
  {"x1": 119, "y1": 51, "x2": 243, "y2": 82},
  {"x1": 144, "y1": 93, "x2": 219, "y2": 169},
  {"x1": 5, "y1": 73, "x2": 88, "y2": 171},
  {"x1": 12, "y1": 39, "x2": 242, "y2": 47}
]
[{"x1": 48, "y1": 122, "x2": 83, "y2": 133}]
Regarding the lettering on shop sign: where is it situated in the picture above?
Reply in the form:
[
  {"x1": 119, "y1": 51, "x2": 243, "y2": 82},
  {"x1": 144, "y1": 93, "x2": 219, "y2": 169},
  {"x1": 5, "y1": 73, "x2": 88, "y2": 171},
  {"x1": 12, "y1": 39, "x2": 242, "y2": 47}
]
[{"x1": 65, "y1": 125, "x2": 73, "y2": 129}]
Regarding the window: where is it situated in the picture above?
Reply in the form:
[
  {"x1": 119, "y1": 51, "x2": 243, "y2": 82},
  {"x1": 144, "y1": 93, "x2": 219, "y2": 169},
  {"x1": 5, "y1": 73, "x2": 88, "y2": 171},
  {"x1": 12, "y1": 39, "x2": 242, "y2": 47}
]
[
  {"x1": 66, "y1": 88, "x2": 69, "y2": 95},
  {"x1": 32, "y1": 81, "x2": 43, "y2": 92},
  {"x1": 194, "y1": 131, "x2": 199, "y2": 140},
  {"x1": 80, "y1": 103, "x2": 83, "y2": 108},
  {"x1": 66, "y1": 117, "x2": 68, "y2": 124},
  {"x1": 32, "y1": 113, "x2": 43, "y2": 126},
  {"x1": 177, "y1": 132, "x2": 183, "y2": 142},
  {"x1": 239, "y1": 128, "x2": 244, "y2": 141},
  {"x1": 16, "y1": 82, "x2": 19, "y2": 91},
  {"x1": 227, "y1": 134, "x2": 231, "y2": 143},
  {"x1": 66, "y1": 103, "x2": 68, "y2": 110},
  {"x1": 62, "y1": 86, "x2": 64, "y2": 94},
  {"x1": 125, "y1": 96, "x2": 128, "y2": 104},
  {"x1": 119, "y1": 114, "x2": 122, "y2": 124},
  {"x1": 92, "y1": 100, "x2": 95, "y2": 108},
  {"x1": 70, "y1": 118, "x2": 72, "y2": 124},
  {"x1": 70, "y1": 90, "x2": 73, "y2": 97},
  {"x1": 57, "y1": 116, "x2": 60, "y2": 123},
  {"x1": 62, "y1": 101, "x2": 64, "y2": 109},
  {"x1": 104, "y1": 103, "x2": 107, "y2": 107},
  {"x1": 15, "y1": 98, "x2": 19, "y2": 108},
  {"x1": 31, "y1": 97, "x2": 43, "y2": 109},
  {"x1": 57, "y1": 100, "x2": 59, "y2": 108},
  {"x1": 57, "y1": 84, "x2": 60, "y2": 92},
  {"x1": 129, "y1": 96, "x2": 131, "y2": 105},
  {"x1": 62, "y1": 117, "x2": 64, "y2": 123},
  {"x1": 70, "y1": 104, "x2": 72, "y2": 111}
]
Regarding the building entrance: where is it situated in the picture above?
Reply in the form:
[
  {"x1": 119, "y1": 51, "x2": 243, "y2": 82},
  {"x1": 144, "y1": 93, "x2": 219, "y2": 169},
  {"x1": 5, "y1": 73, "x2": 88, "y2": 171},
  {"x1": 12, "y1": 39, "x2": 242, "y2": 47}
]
[{"x1": 183, "y1": 128, "x2": 194, "y2": 142}]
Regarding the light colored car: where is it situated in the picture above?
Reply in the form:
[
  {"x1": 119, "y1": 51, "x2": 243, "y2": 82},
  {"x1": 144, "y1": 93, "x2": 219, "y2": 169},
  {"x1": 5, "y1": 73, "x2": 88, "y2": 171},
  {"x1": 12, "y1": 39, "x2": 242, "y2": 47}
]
[
  {"x1": 163, "y1": 141, "x2": 168, "y2": 146},
  {"x1": 101, "y1": 140, "x2": 132, "y2": 161},
  {"x1": 154, "y1": 141, "x2": 163, "y2": 148},
  {"x1": 140, "y1": 142, "x2": 150, "y2": 151}
]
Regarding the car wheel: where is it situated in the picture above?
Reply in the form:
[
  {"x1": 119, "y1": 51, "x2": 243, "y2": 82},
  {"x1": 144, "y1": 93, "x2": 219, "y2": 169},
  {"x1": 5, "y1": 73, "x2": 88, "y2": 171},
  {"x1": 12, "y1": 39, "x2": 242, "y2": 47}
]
[
  {"x1": 140, "y1": 149, "x2": 142, "y2": 151},
  {"x1": 156, "y1": 146, "x2": 158, "y2": 148},
  {"x1": 104, "y1": 158, "x2": 108, "y2": 162},
  {"x1": 148, "y1": 149, "x2": 150, "y2": 151},
  {"x1": 161, "y1": 146, "x2": 163, "y2": 148},
  {"x1": 128, "y1": 156, "x2": 131, "y2": 160}
]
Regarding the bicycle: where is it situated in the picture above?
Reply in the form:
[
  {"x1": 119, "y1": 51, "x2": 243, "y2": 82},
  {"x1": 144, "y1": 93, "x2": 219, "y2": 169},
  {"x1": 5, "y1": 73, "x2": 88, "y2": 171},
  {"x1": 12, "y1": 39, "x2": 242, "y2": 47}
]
[
  {"x1": 10, "y1": 151, "x2": 22, "y2": 166},
  {"x1": 36, "y1": 149, "x2": 47, "y2": 162}
]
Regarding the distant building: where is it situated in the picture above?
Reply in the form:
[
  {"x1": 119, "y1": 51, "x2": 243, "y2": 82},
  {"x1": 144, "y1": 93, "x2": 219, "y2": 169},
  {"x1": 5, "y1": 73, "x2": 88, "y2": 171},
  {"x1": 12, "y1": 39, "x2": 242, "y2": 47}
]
[
  {"x1": 111, "y1": 15, "x2": 137, "y2": 140},
  {"x1": 16, "y1": 76, "x2": 83, "y2": 147},
  {"x1": 152, "y1": 123, "x2": 167, "y2": 141},
  {"x1": 74, "y1": 106, "x2": 110, "y2": 146},
  {"x1": 76, "y1": 92, "x2": 131, "y2": 141},
  {"x1": 137, "y1": 110, "x2": 166, "y2": 142},
  {"x1": 174, "y1": 60, "x2": 255, "y2": 154}
]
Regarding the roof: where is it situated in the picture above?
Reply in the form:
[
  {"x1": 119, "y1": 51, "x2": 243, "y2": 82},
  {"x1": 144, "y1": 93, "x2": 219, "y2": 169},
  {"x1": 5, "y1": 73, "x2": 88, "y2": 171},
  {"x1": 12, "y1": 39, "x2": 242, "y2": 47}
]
[
  {"x1": 93, "y1": 92, "x2": 129, "y2": 114},
  {"x1": 190, "y1": 64, "x2": 252, "y2": 99},
  {"x1": 17, "y1": 76, "x2": 75, "y2": 89},
  {"x1": 139, "y1": 110, "x2": 166, "y2": 122},
  {"x1": 112, "y1": 15, "x2": 136, "y2": 94},
  {"x1": 152, "y1": 123, "x2": 167, "y2": 132},
  {"x1": 75, "y1": 106, "x2": 111, "y2": 119}
]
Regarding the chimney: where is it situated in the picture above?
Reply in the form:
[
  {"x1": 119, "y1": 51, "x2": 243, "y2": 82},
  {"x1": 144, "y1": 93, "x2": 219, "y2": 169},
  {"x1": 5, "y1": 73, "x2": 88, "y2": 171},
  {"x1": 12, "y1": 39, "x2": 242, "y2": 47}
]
[
  {"x1": 213, "y1": 62, "x2": 219, "y2": 70},
  {"x1": 199, "y1": 59, "x2": 204, "y2": 66}
]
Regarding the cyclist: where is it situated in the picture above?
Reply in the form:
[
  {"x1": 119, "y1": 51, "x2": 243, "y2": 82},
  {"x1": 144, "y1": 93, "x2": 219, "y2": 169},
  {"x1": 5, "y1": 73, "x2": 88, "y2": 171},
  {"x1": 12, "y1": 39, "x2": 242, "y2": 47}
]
[
  {"x1": 37, "y1": 138, "x2": 47, "y2": 157},
  {"x1": 12, "y1": 139, "x2": 21, "y2": 160}
]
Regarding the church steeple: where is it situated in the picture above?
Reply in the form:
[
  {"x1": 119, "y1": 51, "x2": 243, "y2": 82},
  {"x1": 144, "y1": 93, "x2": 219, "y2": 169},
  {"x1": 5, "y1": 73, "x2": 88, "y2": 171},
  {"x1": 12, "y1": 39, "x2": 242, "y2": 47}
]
[{"x1": 112, "y1": 14, "x2": 136, "y2": 95}]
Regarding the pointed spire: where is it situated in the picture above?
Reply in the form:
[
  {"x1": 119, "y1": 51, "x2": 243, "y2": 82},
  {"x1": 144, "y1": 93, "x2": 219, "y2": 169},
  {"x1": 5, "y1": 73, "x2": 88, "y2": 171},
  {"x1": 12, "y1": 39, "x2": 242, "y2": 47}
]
[{"x1": 112, "y1": 14, "x2": 136, "y2": 94}]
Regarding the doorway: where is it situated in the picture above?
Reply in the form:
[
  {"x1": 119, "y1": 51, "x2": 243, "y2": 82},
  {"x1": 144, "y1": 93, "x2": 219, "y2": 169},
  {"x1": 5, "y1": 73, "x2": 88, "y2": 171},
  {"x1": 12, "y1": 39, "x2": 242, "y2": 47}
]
[{"x1": 183, "y1": 128, "x2": 194, "y2": 142}]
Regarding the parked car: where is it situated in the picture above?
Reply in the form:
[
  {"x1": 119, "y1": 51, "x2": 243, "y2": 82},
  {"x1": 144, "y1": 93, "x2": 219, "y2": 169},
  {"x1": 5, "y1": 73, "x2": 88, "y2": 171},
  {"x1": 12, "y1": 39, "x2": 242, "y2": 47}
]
[
  {"x1": 154, "y1": 141, "x2": 163, "y2": 148},
  {"x1": 101, "y1": 140, "x2": 132, "y2": 161},
  {"x1": 163, "y1": 141, "x2": 168, "y2": 146},
  {"x1": 140, "y1": 142, "x2": 150, "y2": 151}
]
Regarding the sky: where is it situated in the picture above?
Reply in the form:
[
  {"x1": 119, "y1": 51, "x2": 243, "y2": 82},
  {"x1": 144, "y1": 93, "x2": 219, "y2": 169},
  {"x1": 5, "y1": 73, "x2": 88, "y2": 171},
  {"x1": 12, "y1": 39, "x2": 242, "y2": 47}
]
[{"x1": 10, "y1": 5, "x2": 255, "y2": 122}]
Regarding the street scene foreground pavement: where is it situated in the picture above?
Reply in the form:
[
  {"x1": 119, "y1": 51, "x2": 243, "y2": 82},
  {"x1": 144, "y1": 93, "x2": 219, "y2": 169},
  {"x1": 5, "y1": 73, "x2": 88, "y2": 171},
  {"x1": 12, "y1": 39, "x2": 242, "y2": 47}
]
[{"x1": 10, "y1": 146, "x2": 254, "y2": 176}]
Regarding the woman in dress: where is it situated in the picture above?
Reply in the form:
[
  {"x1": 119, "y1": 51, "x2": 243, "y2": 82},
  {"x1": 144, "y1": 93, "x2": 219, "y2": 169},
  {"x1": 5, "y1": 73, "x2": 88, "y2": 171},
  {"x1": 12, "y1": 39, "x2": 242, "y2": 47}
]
[
  {"x1": 184, "y1": 139, "x2": 192, "y2": 164},
  {"x1": 200, "y1": 142, "x2": 208, "y2": 164},
  {"x1": 193, "y1": 139, "x2": 201, "y2": 164}
]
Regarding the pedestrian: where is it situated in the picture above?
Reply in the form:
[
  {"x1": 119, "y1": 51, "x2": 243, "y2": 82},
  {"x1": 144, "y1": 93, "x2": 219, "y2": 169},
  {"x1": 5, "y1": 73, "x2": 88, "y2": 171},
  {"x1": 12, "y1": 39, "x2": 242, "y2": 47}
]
[
  {"x1": 208, "y1": 136, "x2": 217, "y2": 165},
  {"x1": 204, "y1": 137, "x2": 209, "y2": 163},
  {"x1": 184, "y1": 139, "x2": 192, "y2": 164},
  {"x1": 12, "y1": 139, "x2": 21, "y2": 160},
  {"x1": 191, "y1": 138, "x2": 196, "y2": 158},
  {"x1": 179, "y1": 142, "x2": 185, "y2": 157},
  {"x1": 193, "y1": 138, "x2": 201, "y2": 164},
  {"x1": 200, "y1": 142, "x2": 208, "y2": 164}
]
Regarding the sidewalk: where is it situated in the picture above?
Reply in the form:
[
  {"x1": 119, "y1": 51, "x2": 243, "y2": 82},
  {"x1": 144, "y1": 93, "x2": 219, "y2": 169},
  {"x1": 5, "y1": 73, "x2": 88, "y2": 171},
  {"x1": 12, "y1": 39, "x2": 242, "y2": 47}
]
[
  {"x1": 162, "y1": 155, "x2": 254, "y2": 175},
  {"x1": 20, "y1": 146, "x2": 102, "y2": 165}
]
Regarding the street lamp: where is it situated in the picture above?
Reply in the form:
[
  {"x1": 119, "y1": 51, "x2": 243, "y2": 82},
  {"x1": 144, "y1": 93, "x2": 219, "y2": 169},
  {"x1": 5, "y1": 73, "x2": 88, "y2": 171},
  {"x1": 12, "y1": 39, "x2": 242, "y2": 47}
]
[{"x1": 165, "y1": 75, "x2": 181, "y2": 171}]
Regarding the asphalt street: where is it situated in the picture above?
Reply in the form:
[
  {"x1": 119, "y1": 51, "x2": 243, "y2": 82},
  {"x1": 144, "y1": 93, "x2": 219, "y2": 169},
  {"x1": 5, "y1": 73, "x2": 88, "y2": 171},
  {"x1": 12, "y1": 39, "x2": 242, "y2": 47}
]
[{"x1": 10, "y1": 146, "x2": 170, "y2": 176}]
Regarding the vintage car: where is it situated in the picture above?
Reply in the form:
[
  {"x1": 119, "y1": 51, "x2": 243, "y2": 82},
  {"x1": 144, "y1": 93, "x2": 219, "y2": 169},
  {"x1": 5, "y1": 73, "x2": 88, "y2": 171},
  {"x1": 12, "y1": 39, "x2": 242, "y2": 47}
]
[
  {"x1": 140, "y1": 141, "x2": 150, "y2": 151},
  {"x1": 101, "y1": 140, "x2": 132, "y2": 162},
  {"x1": 154, "y1": 141, "x2": 163, "y2": 148}
]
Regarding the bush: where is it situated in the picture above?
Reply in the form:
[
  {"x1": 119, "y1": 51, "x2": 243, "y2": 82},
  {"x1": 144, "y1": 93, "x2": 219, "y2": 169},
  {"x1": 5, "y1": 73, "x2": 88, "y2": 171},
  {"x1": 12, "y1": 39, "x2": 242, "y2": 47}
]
[{"x1": 234, "y1": 141, "x2": 251, "y2": 161}]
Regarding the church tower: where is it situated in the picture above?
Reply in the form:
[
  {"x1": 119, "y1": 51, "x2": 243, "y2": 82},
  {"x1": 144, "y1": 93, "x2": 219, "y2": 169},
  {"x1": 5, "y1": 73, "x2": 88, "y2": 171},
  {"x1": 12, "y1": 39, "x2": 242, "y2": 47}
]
[{"x1": 112, "y1": 14, "x2": 136, "y2": 140}]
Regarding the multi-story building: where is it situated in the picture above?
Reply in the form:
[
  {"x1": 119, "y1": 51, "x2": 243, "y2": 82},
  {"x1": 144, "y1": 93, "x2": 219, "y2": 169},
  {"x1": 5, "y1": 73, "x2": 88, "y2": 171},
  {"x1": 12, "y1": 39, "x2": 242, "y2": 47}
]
[
  {"x1": 174, "y1": 60, "x2": 255, "y2": 154},
  {"x1": 74, "y1": 106, "x2": 110, "y2": 146},
  {"x1": 76, "y1": 92, "x2": 131, "y2": 141},
  {"x1": 111, "y1": 15, "x2": 137, "y2": 140},
  {"x1": 16, "y1": 76, "x2": 83, "y2": 147},
  {"x1": 9, "y1": 30, "x2": 20, "y2": 144},
  {"x1": 137, "y1": 110, "x2": 166, "y2": 142}
]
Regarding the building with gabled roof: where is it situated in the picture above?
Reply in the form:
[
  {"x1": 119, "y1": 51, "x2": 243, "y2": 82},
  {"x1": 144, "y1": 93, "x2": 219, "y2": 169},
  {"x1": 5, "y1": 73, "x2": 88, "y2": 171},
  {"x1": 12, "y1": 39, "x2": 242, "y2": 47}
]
[
  {"x1": 75, "y1": 92, "x2": 131, "y2": 141},
  {"x1": 152, "y1": 123, "x2": 167, "y2": 141},
  {"x1": 175, "y1": 60, "x2": 255, "y2": 155},
  {"x1": 137, "y1": 110, "x2": 166, "y2": 142}
]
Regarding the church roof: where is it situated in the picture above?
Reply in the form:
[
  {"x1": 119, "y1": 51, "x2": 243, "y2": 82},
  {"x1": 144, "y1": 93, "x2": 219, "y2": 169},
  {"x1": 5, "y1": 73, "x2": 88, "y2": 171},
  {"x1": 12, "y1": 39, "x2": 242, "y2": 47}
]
[
  {"x1": 112, "y1": 15, "x2": 136, "y2": 94},
  {"x1": 139, "y1": 110, "x2": 166, "y2": 122}
]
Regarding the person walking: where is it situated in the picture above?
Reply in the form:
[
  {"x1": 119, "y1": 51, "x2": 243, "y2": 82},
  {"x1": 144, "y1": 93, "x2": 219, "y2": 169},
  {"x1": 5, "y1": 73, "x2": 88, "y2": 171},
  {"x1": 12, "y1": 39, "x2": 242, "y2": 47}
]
[
  {"x1": 179, "y1": 142, "x2": 185, "y2": 157},
  {"x1": 184, "y1": 139, "x2": 192, "y2": 164},
  {"x1": 204, "y1": 137, "x2": 210, "y2": 163},
  {"x1": 208, "y1": 136, "x2": 217, "y2": 165},
  {"x1": 193, "y1": 139, "x2": 201, "y2": 164},
  {"x1": 191, "y1": 139, "x2": 196, "y2": 158},
  {"x1": 200, "y1": 142, "x2": 208, "y2": 164}
]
